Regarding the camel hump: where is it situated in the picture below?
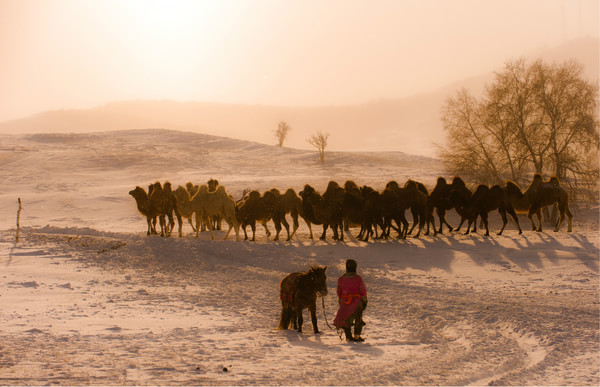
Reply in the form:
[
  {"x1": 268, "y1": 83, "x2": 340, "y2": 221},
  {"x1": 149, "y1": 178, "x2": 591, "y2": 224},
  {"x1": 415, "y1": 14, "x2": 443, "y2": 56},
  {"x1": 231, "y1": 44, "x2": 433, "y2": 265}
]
[
  {"x1": 451, "y1": 176, "x2": 466, "y2": 188},
  {"x1": 214, "y1": 185, "x2": 229, "y2": 196},
  {"x1": 549, "y1": 176, "x2": 560, "y2": 185}
]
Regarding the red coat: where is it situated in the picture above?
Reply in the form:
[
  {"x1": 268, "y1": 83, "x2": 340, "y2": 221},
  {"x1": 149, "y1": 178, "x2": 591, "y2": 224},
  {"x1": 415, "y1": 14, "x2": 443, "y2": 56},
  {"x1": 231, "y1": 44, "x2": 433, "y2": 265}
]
[{"x1": 333, "y1": 273, "x2": 367, "y2": 328}]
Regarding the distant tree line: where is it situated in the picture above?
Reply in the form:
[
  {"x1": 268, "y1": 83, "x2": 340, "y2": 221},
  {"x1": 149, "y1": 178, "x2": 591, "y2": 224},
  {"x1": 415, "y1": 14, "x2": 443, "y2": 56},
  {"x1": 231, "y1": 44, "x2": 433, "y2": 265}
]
[{"x1": 440, "y1": 58, "x2": 599, "y2": 203}]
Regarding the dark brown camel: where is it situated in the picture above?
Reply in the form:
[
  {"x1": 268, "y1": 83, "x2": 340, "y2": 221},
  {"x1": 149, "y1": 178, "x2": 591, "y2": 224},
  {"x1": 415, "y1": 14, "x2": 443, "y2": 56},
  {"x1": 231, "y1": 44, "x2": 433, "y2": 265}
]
[
  {"x1": 451, "y1": 184, "x2": 522, "y2": 236},
  {"x1": 402, "y1": 180, "x2": 433, "y2": 238},
  {"x1": 269, "y1": 188, "x2": 310, "y2": 241},
  {"x1": 505, "y1": 174, "x2": 573, "y2": 232},
  {"x1": 357, "y1": 185, "x2": 385, "y2": 241},
  {"x1": 299, "y1": 183, "x2": 344, "y2": 241},
  {"x1": 236, "y1": 190, "x2": 286, "y2": 241},
  {"x1": 429, "y1": 176, "x2": 472, "y2": 234},
  {"x1": 378, "y1": 181, "x2": 410, "y2": 239}
]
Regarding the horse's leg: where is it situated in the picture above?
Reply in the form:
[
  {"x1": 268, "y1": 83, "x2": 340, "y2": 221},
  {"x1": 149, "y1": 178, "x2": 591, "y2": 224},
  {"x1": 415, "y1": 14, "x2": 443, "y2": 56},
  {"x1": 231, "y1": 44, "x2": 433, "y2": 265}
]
[
  {"x1": 309, "y1": 302, "x2": 319, "y2": 334},
  {"x1": 277, "y1": 305, "x2": 290, "y2": 330},
  {"x1": 296, "y1": 307, "x2": 303, "y2": 333}
]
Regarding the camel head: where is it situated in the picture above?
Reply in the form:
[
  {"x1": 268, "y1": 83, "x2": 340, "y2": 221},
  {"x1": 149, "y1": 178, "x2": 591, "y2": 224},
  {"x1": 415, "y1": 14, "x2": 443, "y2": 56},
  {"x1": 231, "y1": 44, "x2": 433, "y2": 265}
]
[
  {"x1": 129, "y1": 186, "x2": 150, "y2": 213},
  {"x1": 385, "y1": 180, "x2": 400, "y2": 190},
  {"x1": 299, "y1": 184, "x2": 316, "y2": 199},
  {"x1": 207, "y1": 178, "x2": 219, "y2": 192}
]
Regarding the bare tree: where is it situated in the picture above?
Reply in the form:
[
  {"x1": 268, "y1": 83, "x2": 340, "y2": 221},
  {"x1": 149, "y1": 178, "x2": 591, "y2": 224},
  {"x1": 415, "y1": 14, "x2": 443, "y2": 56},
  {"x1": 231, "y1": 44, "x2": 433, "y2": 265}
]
[
  {"x1": 440, "y1": 58, "x2": 599, "y2": 201},
  {"x1": 307, "y1": 130, "x2": 330, "y2": 164},
  {"x1": 274, "y1": 121, "x2": 291, "y2": 147}
]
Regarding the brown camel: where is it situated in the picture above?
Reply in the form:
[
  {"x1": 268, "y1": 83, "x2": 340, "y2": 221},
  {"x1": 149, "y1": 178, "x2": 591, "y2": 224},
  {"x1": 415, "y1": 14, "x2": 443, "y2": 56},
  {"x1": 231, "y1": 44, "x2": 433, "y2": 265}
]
[{"x1": 505, "y1": 174, "x2": 572, "y2": 232}]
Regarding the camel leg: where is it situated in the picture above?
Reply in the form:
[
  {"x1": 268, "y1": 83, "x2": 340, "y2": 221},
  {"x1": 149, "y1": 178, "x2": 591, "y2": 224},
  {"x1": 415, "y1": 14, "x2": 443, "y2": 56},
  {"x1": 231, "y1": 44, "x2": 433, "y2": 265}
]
[
  {"x1": 250, "y1": 222, "x2": 256, "y2": 241},
  {"x1": 158, "y1": 215, "x2": 167, "y2": 237},
  {"x1": 146, "y1": 216, "x2": 153, "y2": 235},
  {"x1": 306, "y1": 221, "x2": 314, "y2": 239},
  {"x1": 289, "y1": 213, "x2": 300, "y2": 239},
  {"x1": 221, "y1": 220, "x2": 234, "y2": 240},
  {"x1": 262, "y1": 221, "x2": 272, "y2": 239},
  {"x1": 242, "y1": 223, "x2": 249, "y2": 240},
  {"x1": 455, "y1": 216, "x2": 466, "y2": 232},
  {"x1": 506, "y1": 208, "x2": 522, "y2": 235},
  {"x1": 436, "y1": 208, "x2": 453, "y2": 234},
  {"x1": 497, "y1": 209, "x2": 509, "y2": 236},
  {"x1": 280, "y1": 216, "x2": 290, "y2": 241},
  {"x1": 464, "y1": 218, "x2": 472, "y2": 235},
  {"x1": 205, "y1": 216, "x2": 216, "y2": 240},
  {"x1": 481, "y1": 212, "x2": 490, "y2": 236}
]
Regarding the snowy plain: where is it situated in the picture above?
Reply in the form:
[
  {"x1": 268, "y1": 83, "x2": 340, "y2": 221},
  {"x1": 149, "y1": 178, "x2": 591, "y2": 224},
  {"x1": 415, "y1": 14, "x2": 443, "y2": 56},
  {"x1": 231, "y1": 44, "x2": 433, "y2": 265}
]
[{"x1": 0, "y1": 129, "x2": 598, "y2": 385}]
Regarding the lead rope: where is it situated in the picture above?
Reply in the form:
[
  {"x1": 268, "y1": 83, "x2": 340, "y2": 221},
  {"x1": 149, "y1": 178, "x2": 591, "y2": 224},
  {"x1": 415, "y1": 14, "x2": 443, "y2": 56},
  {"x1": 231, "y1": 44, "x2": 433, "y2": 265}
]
[{"x1": 321, "y1": 295, "x2": 344, "y2": 341}]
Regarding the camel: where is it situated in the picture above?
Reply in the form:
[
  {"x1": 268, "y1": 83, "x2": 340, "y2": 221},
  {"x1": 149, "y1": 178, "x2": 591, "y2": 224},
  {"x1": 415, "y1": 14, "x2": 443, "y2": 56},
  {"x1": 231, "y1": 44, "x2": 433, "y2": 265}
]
[
  {"x1": 299, "y1": 183, "x2": 344, "y2": 241},
  {"x1": 206, "y1": 178, "x2": 222, "y2": 231},
  {"x1": 173, "y1": 184, "x2": 240, "y2": 240},
  {"x1": 505, "y1": 174, "x2": 572, "y2": 232},
  {"x1": 129, "y1": 182, "x2": 181, "y2": 237},
  {"x1": 402, "y1": 180, "x2": 433, "y2": 238},
  {"x1": 236, "y1": 190, "x2": 285, "y2": 241},
  {"x1": 451, "y1": 184, "x2": 522, "y2": 236},
  {"x1": 357, "y1": 185, "x2": 385, "y2": 241},
  {"x1": 429, "y1": 176, "x2": 472, "y2": 234},
  {"x1": 378, "y1": 181, "x2": 410, "y2": 239},
  {"x1": 342, "y1": 180, "x2": 365, "y2": 233},
  {"x1": 269, "y1": 188, "x2": 309, "y2": 241}
]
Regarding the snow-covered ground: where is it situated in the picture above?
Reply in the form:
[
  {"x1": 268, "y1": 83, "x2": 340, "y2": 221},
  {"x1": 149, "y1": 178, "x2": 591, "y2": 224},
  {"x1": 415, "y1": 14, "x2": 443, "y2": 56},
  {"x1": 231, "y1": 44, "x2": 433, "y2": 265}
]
[{"x1": 0, "y1": 129, "x2": 598, "y2": 385}]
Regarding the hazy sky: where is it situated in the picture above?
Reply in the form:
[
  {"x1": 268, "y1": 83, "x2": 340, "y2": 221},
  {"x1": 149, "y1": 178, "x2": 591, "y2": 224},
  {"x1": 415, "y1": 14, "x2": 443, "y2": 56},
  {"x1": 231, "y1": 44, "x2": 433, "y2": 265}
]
[{"x1": 0, "y1": 0, "x2": 598, "y2": 122}]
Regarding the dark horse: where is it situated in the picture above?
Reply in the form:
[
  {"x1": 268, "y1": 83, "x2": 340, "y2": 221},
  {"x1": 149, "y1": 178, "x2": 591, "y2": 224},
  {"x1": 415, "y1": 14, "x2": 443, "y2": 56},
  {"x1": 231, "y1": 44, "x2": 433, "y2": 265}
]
[{"x1": 277, "y1": 266, "x2": 328, "y2": 334}]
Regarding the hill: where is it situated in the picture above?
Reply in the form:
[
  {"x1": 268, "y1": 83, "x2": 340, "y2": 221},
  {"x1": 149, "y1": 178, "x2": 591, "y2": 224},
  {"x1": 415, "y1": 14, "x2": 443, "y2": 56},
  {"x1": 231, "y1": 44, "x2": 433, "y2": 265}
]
[{"x1": 0, "y1": 38, "x2": 597, "y2": 157}]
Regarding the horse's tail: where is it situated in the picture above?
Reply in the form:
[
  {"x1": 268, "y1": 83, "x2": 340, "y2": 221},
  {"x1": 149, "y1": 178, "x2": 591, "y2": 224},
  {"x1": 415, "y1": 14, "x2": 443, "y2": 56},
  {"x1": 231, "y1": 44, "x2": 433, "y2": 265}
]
[{"x1": 277, "y1": 306, "x2": 292, "y2": 330}]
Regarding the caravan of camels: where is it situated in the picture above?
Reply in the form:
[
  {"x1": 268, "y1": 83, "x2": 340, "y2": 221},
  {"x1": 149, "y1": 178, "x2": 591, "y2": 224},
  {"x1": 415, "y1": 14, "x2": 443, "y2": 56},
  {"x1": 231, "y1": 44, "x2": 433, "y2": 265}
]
[{"x1": 128, "y1": 174, "x2": 573, "y2": 242}]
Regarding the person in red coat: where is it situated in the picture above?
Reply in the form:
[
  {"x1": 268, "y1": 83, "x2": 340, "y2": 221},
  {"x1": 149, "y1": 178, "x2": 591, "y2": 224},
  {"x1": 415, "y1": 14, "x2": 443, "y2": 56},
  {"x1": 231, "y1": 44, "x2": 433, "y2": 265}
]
[{"x1": 333, "y1": 259, "x2": 368, "y2": 342}]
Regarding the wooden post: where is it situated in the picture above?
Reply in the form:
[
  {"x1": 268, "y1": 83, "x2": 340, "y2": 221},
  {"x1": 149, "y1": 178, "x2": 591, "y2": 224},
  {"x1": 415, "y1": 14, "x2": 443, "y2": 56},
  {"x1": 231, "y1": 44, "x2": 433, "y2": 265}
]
[{"x1": 16, "y1": 198, "x2": 22, "y2": 242}]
